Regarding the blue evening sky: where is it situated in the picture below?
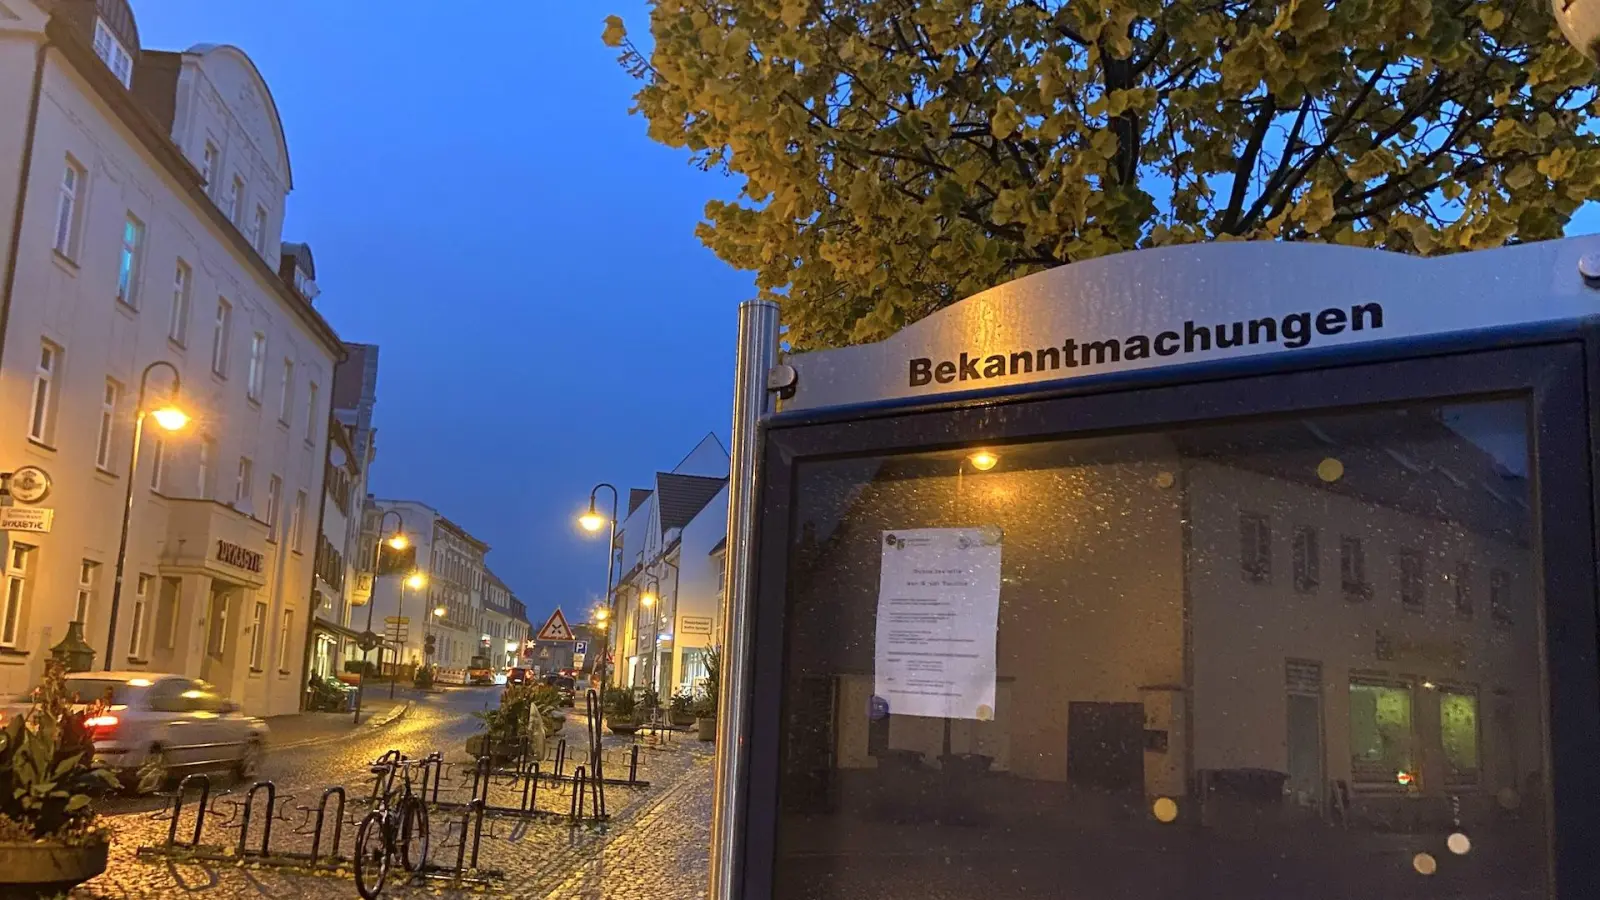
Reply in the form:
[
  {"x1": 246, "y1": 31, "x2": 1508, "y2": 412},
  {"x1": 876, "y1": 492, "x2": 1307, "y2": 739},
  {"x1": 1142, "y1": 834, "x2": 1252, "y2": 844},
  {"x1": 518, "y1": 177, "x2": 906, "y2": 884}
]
[{"x1": 134, "y1": 2, "x2": 751, "y2": 625}]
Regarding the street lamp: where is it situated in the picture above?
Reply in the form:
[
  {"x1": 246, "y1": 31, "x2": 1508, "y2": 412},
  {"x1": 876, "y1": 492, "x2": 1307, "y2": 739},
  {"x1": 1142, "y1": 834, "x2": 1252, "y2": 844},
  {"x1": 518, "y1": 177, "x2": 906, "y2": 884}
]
[
  {"x1": 103, "y1": 361, "x2": 188, "y2": 669},
  {"x1": 355, "y1": 509, "x2": 407, "y2": 723},
  {"x1": 578, "y1": 483, "x2": 619, "y2": 687}
]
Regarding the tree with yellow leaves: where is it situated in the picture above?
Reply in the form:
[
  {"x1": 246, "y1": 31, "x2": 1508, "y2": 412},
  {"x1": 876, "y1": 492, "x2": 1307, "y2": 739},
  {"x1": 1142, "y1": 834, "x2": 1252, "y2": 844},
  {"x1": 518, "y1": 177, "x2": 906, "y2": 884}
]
[{"x1": 605, "y1": 1, "x2": 1600, "y2": 349}]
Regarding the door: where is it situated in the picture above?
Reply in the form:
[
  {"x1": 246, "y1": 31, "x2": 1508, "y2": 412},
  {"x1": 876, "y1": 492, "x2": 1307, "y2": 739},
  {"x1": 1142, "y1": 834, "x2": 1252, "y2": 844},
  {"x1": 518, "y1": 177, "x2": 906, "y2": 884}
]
[
  {"x1": 744, "y1": 343, "x2": 1599, "y2": 900},
  {"x1": 1285, "y1": 660, "x2": 1324, "y2": 810},
  {"x1": 1067, "y1": 702, "x2": 1144, "y2": 794}
]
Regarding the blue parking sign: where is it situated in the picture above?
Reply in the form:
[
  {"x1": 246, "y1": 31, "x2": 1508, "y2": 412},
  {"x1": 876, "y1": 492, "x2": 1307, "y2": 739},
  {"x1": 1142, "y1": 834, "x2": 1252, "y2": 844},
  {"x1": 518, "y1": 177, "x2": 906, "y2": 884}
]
[{"x1": 574, "y1": 641, "x2": 588, "y2": 655}]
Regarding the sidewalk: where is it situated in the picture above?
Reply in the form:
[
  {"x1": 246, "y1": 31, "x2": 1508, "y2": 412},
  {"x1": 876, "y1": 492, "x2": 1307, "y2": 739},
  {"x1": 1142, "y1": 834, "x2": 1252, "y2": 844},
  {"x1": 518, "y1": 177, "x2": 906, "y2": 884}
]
[{"x1": 264, "y1": 695, "x2": 411, "y2": 750}]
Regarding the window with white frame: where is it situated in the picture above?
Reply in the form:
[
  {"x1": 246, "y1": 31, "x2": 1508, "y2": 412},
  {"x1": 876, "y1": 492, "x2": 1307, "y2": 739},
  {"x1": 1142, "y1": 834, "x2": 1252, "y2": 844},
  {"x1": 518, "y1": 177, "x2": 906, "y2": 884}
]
[
  {"x1": 197, "y1": 436, "x2": 214, "y2": 499},
  {"x1": 96, "y1": 378, "x2": 120, "y2": 470},
  {"x1": 235, "y1": 457, "x2": 253, "y2": 509},
  {"x1": 28, "y1": 341, "x2": 60, "y2": 443},
  {"x1": 149, "y1": 433, "x2": 166, "y2": 492},
  {"x1": 75, "y1": 560, "x2": 99, "y2": 624},
  {"x1": 1, "y1": 544, "x2": 33, "y2": 647},
  {"x1": 91, "y1": 18, "x2": 133, "y2": 87},
  {"x1": 54, "y1": 159, "x2": 84, "y2": 257},
  {"x1": 228, "y1": 175, "x2": 245, "y2": 223},
  {"x1": 211, "y1": 298, "x2": 231, "y2": 376},
  {"x1": 247, "y1": 333, "x2": 266, "y2": 401},
  {"x1": 251, "y1": 205, "x2": 268, "y2": 254},
  {"x1": 161, "y1": 577, "x2": 181, "y2": 650},
  {"x1": 201, "y1": 142, "x2": 218, "y2": 189},
  {"x1": 278, "y1": 609, "x2": 293, "y2": 673},
  {"x1": 278, "y1": 358, "x2": 294, "y2": 422},
  {"x1": 249, "y1": 601, "x2": 267, "y2": 669},
  {"x1": 291, "y1": 490, "x2": 307, "y2": 552},
  {"x1": 169, "y1": 260, "x2": 191, "y2": 345},
  {"x1": 130, "y1": 574, "x2": 151, "y2": 659},
  {"x1": 266, "y1": 475, "x2": 282, "y2": 531},
  {"x1": 305, "y1": 382, "x2": 319, "y2": 444},
  {"x1": 116, "y1": 215, "x2": 144, "y2": 307}
]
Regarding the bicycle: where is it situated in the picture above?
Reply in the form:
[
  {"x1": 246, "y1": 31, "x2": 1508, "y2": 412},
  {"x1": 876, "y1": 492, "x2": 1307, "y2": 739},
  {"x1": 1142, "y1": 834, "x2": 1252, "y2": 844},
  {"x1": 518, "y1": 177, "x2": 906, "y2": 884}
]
[{"x1": 354, "y1": 755, "x2": 430, "y2": 898}]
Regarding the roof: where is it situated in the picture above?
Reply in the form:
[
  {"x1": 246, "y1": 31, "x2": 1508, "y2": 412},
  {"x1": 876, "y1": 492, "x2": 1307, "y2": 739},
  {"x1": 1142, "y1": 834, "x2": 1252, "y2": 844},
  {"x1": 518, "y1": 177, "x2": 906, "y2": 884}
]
[
  {"x1": 628, "y1": 488, "x2": 652, "y2": 515},
  {"x1": 708, "y1": 536, "x2": 726, "y2": 556},
  {"x1": 655, "y1": 473, "x2": 727, "y2": 533}
]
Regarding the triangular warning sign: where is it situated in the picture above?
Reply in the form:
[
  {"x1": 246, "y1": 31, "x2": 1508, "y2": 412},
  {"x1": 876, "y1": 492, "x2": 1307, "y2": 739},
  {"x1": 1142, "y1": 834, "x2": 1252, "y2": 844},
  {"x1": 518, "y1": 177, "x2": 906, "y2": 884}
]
[{"x1": 536, "y1": 608, "x2": 576, "y2": 642}]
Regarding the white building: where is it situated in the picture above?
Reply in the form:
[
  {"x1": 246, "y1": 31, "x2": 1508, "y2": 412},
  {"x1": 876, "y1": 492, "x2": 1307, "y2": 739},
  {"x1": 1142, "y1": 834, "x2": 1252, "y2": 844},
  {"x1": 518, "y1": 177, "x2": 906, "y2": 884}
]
[
  {"x1": 0, "y1": 1, "x2": 342, "y2": 715},
  {"x1": 610, "y1": 434, "x2": 729, "y2": 697},
  {"x1": 367, "y1": 500, "x2": 488, "y2": 676},
  {"x1": 481, "y1": 570, "x2": 529, "y2": 670}
]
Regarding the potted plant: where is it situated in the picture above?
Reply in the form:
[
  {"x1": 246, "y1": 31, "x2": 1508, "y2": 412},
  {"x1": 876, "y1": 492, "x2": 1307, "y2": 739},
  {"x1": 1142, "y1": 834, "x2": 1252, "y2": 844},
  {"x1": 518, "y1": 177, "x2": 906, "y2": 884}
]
[
  {"x1": 604, "y1": 688, "x2": 640, "y2": 736},
  {"x1": 0, "y1": 661, "x2": 119, "y2": 898},
  {"x1": 694, "y1": 645, "x2": 721, "y2": 741},
  {"x1": 413, "y1": 665, "x2": 435, "y2": 691},
  {"x1": 669, "y1": 691, "x2": 695, "y2": 727},
  {"x1": 468, "y1": 683, "x2": 548, "y2": 764},
  {"x1": 530, "y1": 685, "x2": 567, "y2": 735}
]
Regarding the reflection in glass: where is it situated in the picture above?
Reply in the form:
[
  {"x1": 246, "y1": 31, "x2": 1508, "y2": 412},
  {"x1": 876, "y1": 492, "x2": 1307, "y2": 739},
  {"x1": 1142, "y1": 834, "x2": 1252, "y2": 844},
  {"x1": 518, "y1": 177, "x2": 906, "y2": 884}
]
[{"x1": 774, "y1": 399, "x2": 1545, "y2": 899}]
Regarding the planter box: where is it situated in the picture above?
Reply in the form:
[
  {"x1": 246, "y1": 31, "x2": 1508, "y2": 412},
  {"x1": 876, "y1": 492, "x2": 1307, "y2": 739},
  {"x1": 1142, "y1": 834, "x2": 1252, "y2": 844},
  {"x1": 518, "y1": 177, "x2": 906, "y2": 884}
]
[
  {"x1": 607, "y1": 718, "x2": 641, "y2": 736},
  {"x1": 0, "y1": 836, "x2": 109, "y2": 898},
  {"x1": 670, "y1": 711, "x2": 696, "y2": 728},
  {"x1": 696, "y1": 716, "x2": 716, "y2": 741}
]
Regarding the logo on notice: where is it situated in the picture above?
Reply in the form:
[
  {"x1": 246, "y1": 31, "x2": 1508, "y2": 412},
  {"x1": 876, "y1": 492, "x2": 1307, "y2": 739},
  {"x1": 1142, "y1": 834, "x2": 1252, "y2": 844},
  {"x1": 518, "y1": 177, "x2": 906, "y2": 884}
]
[{"x1": 216, "y1": 540, "x2": 263, "y2": 573}]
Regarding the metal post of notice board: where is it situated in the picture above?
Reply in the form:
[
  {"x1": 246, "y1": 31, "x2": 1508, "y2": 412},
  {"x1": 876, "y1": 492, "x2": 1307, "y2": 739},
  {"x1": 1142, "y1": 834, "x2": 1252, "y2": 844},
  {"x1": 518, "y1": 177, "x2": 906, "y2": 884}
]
[{"x1": 714, "y1": 238, "x2": 1600, "y2": 899}]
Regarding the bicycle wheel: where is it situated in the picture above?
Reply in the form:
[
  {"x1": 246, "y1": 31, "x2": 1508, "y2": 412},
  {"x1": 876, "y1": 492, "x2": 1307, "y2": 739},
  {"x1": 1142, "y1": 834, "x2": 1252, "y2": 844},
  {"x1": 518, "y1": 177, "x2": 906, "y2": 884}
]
[
  {"x1": 399, "y1": 796, "x2": 430, "y2": 873},
  {"x1": 353, "y1": 810, "x2": 390, "y2": 899}
]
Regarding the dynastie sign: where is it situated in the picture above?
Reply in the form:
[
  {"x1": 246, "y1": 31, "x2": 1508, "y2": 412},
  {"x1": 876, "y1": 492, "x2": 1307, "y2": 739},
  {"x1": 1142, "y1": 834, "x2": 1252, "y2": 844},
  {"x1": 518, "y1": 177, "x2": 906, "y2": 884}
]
[{"x1": 777, "y1": 238, "x2": 1600, "y2": 413}]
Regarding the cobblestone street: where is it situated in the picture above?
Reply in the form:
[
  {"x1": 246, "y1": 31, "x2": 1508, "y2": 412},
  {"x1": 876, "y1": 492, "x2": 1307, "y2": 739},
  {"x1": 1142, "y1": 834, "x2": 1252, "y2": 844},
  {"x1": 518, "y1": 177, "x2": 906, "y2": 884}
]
[{"x1": 70, "y1": 686, "x2": 715, "y2": 899}]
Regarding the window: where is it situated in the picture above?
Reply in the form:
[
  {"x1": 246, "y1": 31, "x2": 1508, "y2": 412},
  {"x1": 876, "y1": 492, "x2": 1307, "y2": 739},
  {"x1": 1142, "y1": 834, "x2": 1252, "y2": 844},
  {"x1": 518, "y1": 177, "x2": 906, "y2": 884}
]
[
  {"x1": 278, "y1": 610, "x2": 293, "y2": 673},
  {"x1": 1349, "y1": 678, "x2": 1413, "y2": 785},
  {"x1": 116, "y1": 215, "x2": 144, "y2": 307},
  {"x1": 228, "y1": 175, "x2": 245, "y2": 223},
  {"x1": 306, "y1": 382, "x2": 319, "y2": 444},
  {"x1": 207, "y1": 596, "x2": 228, "y2": 658},
  {"x1": 1490, "y1": 568, "x2": 1513, "y2": 627},
  {"x1": 249, "y1": 601, "x2": 267, "y2": 669},
  {"x1": 247, "y1": 333, "x2": 266, "y2": 401},
  {"x1": 91, "y1": 18, "x2": 133, "y2": 86},
  {"x1": 211, "y1": 298, "x2": 231, "y2": 376},
  {"x1": 95, "y1": 378, "x2": 120, "y2": 470},
  {"x1": 1291, "y1": 526, "x2": 1318, "y2": 594},
  {"x1": 1, "y1": 545, "x2": 32, "y2": 647},
  {"x1": 201, "y1": 142, "x2": 218, "y2": 188},
  {"x1": 28, "y1": 341, "x2": 60, "y2": 443},
  {"x1": 130, "y1": 574, "x2": 151, "y2": 659},
  {"x1": 291, "y1": 490, "x2": 307, "y2": 552},
  {"x1": 235, "y1": 457, "x2": 253, "y2": 508},
  {"x1": 1340, "y1": 535, "x2": 1369, "y2": 600},
  {"x1": 1439, "y1": 686, "x2": 1479, "y2": 785},
  {"x1": 266, "y1": 475, "x2": 282, "y2": 531},
  {"x1": 75, "y1": 560, "x2": 99, "y2": 624},
  {"x1": 1454, "y1": 562, "x2": 1473, "y2": 619},
  {"x1": 54, "y1": 159, "x2": 84, "y2": 257},
  {"x1": 169, "y1": 261, "x2": 191, "y2": 344},
  {"x1": 197, "y1": 436, "x2": 214, "y2": 499},
  {"x1": 251, "y1": 205, "x2": 268, "y2": 253},
  {"x1": 148, "y1": 433, "x2": 165, "y2": 491},
  {"x1": 1398, "y1": 548, "x2": 1425, "y2": 611},
  {"x1": 159, "y1": 577, "x2": 181, "y2": 650},
  {"x1": 1238, "y1": 512, "x2": 1270, "y2": 583},
  {"x1": 278, "y1": 359, "x2": 294, "y2": 422}
]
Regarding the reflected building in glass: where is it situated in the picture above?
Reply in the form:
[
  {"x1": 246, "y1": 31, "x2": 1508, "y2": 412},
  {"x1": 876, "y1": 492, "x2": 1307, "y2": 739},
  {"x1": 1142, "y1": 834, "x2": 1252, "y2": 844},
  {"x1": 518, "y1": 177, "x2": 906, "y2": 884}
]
[{"x1": 776, "y1": 399, "x2": 1544, "y2": 898}]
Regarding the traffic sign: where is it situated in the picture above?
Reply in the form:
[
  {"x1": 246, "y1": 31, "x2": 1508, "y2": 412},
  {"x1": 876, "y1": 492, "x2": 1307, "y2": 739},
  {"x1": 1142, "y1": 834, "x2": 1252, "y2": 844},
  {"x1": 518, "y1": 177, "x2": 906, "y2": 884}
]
[
  {"x1": 356, "y1": 631, "x2": 381, "y2": 652},
  {"x1": 574, "y1": 640, "x2": 588, "y2": 655},
  {"x1": 536, "y1": 608, "x2": 576, "y2": 641},
  {"x1": 384, "y1": 616, "x2": 410, "y2": 625}
]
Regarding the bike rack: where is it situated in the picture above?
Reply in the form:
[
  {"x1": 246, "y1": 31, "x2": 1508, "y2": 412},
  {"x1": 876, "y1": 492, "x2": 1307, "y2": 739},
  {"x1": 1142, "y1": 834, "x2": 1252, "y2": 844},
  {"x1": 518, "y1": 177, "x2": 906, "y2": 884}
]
[
  {"x1": 295, "y1": 786, "x2": 347, "y2": 866},
  {"x1": 236, "y1": 781, "x2": 277, "y2": 857},
  {"x1": 165, "y1": 773, "x2": 211, "y2": 848}
]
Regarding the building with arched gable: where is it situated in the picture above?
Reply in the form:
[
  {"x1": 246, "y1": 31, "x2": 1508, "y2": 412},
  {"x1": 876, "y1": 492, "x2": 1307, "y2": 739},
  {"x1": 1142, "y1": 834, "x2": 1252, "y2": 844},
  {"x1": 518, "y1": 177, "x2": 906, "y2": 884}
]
[{"x1": 0, "y1": 0, "x2": 344, "y2": 715}]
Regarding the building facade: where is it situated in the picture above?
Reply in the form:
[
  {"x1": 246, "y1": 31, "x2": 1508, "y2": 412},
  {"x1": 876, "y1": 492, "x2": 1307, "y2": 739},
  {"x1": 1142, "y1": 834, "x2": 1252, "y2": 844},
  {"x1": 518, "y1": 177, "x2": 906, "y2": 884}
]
[
  {"x1": 480, "y1": 570, "x2": 528, "y2": 670},
  {"x1": 368, "y1": 499, "x2": 488, "y2": 675},
  {"x1": 0, "y1": 1, "x2": 342, "y2": 715}
]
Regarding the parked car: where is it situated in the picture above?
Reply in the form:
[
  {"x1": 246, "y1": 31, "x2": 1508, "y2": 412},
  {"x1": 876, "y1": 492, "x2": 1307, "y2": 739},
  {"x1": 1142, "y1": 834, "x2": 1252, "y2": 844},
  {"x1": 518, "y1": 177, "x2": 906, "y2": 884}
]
[
  {"x1": 506, "y1": 667, "x2": 531, "y2": 686},
  {"x1": 2, "y1": 672, "x2": 269, "y2": 794},
  {"x1": 542, "y1": 673, "x2": 577, "y2": 707}
]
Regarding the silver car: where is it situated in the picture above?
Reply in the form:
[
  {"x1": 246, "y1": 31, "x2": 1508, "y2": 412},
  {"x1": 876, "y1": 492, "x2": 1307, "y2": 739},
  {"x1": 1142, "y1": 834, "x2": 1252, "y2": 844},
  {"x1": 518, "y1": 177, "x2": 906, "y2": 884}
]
[{"x1": 6, "y1": 672, "x2": 270, "y2": 792}]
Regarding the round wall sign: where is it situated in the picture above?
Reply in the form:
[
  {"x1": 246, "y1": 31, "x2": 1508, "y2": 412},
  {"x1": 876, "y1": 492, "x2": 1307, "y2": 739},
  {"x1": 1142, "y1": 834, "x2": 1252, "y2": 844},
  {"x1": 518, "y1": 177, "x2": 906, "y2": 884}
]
[{"x1": 8, "y1": 466, "x2": 51, "y2": 504}]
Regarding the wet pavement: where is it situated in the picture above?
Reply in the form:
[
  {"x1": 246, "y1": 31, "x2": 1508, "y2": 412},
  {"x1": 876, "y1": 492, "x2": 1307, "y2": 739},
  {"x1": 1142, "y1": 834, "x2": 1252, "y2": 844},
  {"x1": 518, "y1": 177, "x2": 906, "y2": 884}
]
[{"x1": 72, "y1": 685, "x2": 716, "y2": 899}]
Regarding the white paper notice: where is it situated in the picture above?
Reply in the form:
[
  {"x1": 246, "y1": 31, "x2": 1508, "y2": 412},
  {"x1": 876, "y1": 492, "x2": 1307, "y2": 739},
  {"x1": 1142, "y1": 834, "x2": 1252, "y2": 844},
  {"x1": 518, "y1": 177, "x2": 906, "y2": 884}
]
[{"x1": 875, "y1": 527, "x2": 1002, "y2": 721}]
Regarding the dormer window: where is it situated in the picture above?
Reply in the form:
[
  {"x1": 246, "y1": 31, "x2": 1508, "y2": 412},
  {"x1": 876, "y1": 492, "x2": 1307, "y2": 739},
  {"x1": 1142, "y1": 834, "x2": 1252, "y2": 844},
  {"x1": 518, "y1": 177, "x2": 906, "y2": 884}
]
[{"x1": 92, "y1": 19, "x2": 133, "y2": 88}]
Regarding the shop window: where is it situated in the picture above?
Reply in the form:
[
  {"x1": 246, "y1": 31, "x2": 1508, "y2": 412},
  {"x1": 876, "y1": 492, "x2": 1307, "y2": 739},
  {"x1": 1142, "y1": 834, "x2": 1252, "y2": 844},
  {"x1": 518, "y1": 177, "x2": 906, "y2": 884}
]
[
  {"x1": 1440, "y1": 686, "x2": 1479, "y2": 785},
  {"x1": 1349, "y1": 678, "x2": 1413, "y2": 785},
  {"x1": 1238, "y1": 512, "x2": 1270, "y2": 583}
]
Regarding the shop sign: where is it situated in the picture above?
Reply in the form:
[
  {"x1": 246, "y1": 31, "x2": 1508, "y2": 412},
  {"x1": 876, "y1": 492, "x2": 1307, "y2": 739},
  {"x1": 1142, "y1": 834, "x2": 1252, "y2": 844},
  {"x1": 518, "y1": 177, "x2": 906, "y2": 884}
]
[
  {"x1": 216, "y1": 539, "x2": 263, "y2": 573},
  {"x1": 680, "y1": 616, "x2": 714, "y2": 636},
  {"x1": 0, "y1": 507, "x2": 53, "y2": 533}
]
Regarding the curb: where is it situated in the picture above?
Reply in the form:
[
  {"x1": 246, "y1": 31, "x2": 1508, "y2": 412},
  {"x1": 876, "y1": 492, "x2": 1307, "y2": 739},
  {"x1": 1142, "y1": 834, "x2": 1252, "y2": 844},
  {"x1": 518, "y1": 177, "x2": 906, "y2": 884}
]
[{"x1": 275, "y1": 700, "x2": 412, "y2": 752}]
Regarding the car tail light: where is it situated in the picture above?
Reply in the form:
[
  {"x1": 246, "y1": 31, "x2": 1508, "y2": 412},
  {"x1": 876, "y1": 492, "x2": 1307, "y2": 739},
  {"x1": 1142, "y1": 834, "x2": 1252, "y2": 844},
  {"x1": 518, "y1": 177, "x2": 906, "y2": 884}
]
[{"x1": 84, "y1": 714, "x2": 118, "y2": 737}]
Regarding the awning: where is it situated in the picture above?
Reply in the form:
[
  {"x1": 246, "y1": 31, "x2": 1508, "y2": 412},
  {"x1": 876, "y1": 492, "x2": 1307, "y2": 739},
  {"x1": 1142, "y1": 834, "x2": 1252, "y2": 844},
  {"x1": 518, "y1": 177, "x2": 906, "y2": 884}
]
[{"x1": 312, "y1": 617, "x2": 362, "y2": 642}]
